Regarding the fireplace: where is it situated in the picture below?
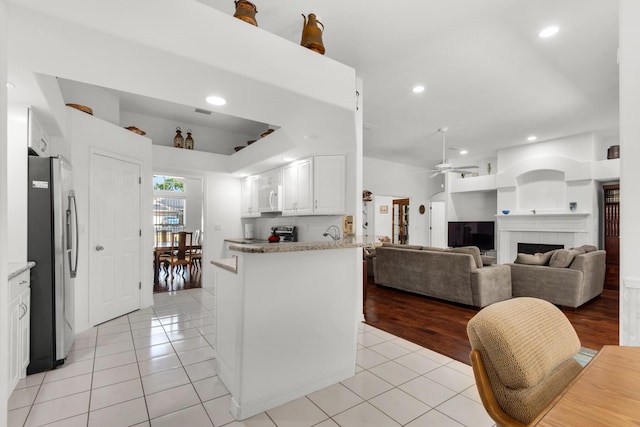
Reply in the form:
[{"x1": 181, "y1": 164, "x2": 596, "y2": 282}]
[
  {"x1": 517, "y1": 243, "x2": 564, "y2": 255},
  {"x1": 496, "y1": 213, "x2": 592, "y2": 264}
]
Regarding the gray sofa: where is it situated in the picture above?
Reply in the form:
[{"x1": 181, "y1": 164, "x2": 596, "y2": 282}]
[
  {"x1": 373, "y1": 245, "x2": 512, "y2": 307},
  {"x1": 508, "y1": 248, "x2": 606, "y2": 308}
]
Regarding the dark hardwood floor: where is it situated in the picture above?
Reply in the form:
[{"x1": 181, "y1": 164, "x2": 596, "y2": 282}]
[
  {"x1": 154, "y1": 265, "x2": 202, "y2": 293},
  {"x1": 364, "y1": 276, "x2": 619, "y2": 365}
]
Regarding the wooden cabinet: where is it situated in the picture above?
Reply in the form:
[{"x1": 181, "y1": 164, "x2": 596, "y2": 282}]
[
  {"x1": 313, "y1": 155, "x2": 346, "y2": 215},
  {"x1": 603, "y1": 184, "x2": 619, "y2": 289},
  {"x1": 241, "y1": 175, "x2": 260, "y2": 218},
  {"x1": 393, "y1": 198, "x2": 410, "y2": 244},
  {"x1": 282, "y1": 158, "x2": 313, "y2": 215},
  {"x1": 8, "y1": 269, "x2": 31, "y2": 393}
]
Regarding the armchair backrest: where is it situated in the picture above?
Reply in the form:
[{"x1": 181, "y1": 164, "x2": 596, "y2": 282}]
[{"x1": 467, "y1": 297, "x2": 582, "y2": 425}]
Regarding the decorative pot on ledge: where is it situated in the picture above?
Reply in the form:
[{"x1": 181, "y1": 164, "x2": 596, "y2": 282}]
[
  {"x1": 234, "y1": 0, "x2": 258, "y2": 26},
  {"x1": 301, "y1": 13, "x2": 325, "y2": 55}
]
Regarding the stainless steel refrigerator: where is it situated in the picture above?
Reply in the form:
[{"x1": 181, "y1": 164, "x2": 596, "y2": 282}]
[{"x1": 27, "y1": 155, "x2": 78, "y2": 374}]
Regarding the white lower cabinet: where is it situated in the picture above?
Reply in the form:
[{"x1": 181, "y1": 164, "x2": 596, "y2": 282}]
[{"x1": 8, "y1": 270, "x2": 31, "y2": 394}]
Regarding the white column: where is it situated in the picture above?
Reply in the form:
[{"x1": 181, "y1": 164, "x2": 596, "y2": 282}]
[{"x1": 620, "y1": 0, "x2": 640, "y2": 345}]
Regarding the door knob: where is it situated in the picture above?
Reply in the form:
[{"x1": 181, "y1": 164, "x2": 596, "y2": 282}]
[{"x1": 95, "y1": 245, "x2": 104, "y2": 251}]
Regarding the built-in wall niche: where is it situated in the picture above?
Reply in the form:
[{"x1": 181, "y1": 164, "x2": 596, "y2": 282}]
[{"x1": 516, "y1": 169, "x2": 566, "y2": 212}]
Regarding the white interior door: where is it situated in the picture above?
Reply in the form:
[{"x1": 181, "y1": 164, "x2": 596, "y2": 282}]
[
  {"x1": 90, "y1": 153, "x2": 141, "y2": 325},
  {"x1": 430, "y1": 201, "x2": 446, "y2": 248}
]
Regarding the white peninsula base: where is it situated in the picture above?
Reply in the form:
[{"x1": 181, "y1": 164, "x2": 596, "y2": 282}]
[{"x1": 212, "y1": 243, "x2": 360, "y2": 420}]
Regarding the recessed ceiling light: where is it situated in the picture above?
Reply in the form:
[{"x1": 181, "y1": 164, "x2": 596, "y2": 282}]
[
  {"x1": 6, "y1": 81, "x2": 15, "y2": 89},
  {"x1": 539, "y1": 26, "x2": 559, "y2": 38},
  {"x1": 282, "y1": 157, "x2": 295, "y2": 162},
  {"x1": 527, "y1": 135, "x2": 538, "y2": 141},
  {"x1": 460, "y1": 150, "x2": 468, "y2": 155},
  {"x1": 412, "y1": 85, "x2": 425, "y2": 94},
  {"x1": 205, "y1": 96, "x2": 226, "y2": 106}
]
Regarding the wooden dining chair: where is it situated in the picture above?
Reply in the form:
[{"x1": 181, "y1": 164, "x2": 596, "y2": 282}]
[
  {"x1": 159, "y1": 231, "x2": 193, "y2": 280},
  {"x1": 466, "y1": 297, "x2": 583, "y2": 426},
  {"x1": 190, "y1": 229, "x2": 202, "y2": 270}
]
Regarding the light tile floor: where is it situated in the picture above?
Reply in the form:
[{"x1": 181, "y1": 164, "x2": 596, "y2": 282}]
[{"x1": 9, "y1": 288, "x2": 496, "y2": 427}]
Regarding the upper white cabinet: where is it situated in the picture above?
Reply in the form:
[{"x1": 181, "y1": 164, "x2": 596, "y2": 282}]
[
  {"x1": 313, "y1": 155, "x2": 346, "y2": 215},
  {"x1": 28, "y1": 108, "x2": 51, "y2": 157},
  {"x1": 241, "y1": 175, "x2": 260, "y2": 218},
  {"x1": 282, "y1": 158, "x2": 313, "y2": 216},
  {"x1": 282, "y1": 155, "x2": 346, "y2": 216}
]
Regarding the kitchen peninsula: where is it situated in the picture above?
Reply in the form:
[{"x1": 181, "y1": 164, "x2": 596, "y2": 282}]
[{"x1": 211, "y1": 240, "x2": 362, "y2": 420}]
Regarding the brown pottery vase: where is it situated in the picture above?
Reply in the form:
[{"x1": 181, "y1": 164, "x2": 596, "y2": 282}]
[
  {"x1": 301, "y1": 13, "x2": 325, "y2": 55},
  {"x1": 234, "y1": 0, "x2": 258, "y2": 26}
]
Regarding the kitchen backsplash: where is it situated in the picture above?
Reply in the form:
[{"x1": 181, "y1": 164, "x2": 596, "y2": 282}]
[{"x1": 246, "y1": 216, "x2": 343, "y2": 242}]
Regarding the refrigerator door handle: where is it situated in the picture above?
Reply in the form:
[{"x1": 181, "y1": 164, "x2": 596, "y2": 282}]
[{"x1": 67, "y1": 193, "x2": 79, "y2": 278}]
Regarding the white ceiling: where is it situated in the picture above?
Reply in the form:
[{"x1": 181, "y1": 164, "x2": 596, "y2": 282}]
[
  {"x1": 9, "y1": 0, "x2": 620, "y2": 168},
  {"x1": 196, "y1": 0, "x2": 619, "y2": 166}
]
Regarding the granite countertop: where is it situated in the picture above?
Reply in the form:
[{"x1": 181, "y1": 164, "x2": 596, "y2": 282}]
[
  {"x1": 224, "y1": 238, "x2": 269, "y2": 245},
  {"x1": 226, "y1": 237, "x2": 376, "y2": 254},
  {"x1": 211, "y1": 257, "x2": 238, "y2": 273},
  {"x1": 8, "y1": 261, "x2": 36, "y2": 280}
]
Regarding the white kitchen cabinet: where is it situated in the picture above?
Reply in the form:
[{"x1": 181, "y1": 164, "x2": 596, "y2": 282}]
[
  {"x1": 282, "y1": 158, "x2": 313, "y2": 216},
  {"x1": 313, "y1": 155, "x2": 346, "y2": 215},
  {"x1": 28, "y1": 108, "x2": 51, "y2": 157},
  {"x1": 8, "y1": 269, "x2": 31, "y2": 393},
  {"x1": 241, "y1": 175, "x2": 260, "y2": 218}
]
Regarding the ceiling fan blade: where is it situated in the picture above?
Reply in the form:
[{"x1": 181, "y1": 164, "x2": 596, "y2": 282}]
[
  {"x1": 429, "y1": 172, "x2": 441, "y2": 178},
  {"x1": 455, "y1": 165, "x2": 479, "y2": 169}
]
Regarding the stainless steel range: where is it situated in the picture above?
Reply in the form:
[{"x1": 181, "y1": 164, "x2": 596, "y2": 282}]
[{"x1": 273, "y1": 225, "x2": 297, "y2": 242}]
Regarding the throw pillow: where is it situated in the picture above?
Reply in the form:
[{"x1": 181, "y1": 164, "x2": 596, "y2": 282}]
[
  {"x1": 450, "y1": 246, "x2": 483, "y2": 269},
  {"x1": 549, "y1": 249, "x2": 580, "y2": 268},
  {"x1": 514, "y1": 250, "x2": 555, "y2": 265}
]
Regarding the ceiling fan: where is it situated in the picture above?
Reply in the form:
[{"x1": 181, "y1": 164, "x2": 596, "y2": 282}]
[{"x1": 429, "y1": 127, "x2": 479, "y2": 178}]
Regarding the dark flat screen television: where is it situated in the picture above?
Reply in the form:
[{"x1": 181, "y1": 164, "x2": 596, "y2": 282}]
[{"x1": 448, "y1": 221, "x2": 495, "y2": 251}]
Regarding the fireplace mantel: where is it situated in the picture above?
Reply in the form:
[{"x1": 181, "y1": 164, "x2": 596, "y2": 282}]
[
  {"x1": 496, "y1": 212, "x2": 592, "y2": 263},
  {"x1": 497, "y1": 213, "x2": 590, "y2": 233}
]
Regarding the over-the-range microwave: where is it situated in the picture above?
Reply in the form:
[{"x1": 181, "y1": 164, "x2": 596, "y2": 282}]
[{"x1": 258, "y1": 184, "x2": 283, "y2": 212}]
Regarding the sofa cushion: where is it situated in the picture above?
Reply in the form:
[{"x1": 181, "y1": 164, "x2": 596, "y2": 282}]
[
  {"x1": 571, "y1": 244, "x2": 598, "y2": 254},
  {"x1": 514, "y1": 250, "x2": 555, "y2": 266},
  {"x1": 549, "y1": 249, "x2": 580, "y2": 268},
  {"x1": 421, "y1": 246, "x2": 447, "y2": 252},
  {"x1": 382, "y1": 243, "x2": 423, "y2": 250},
  {"x1": 450, "y1": 246, "x2": 483, "y2": 269}
]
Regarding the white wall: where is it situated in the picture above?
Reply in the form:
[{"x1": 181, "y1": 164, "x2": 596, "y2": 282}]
[
  {"x1": 620, "y1": 0, "x2": 640, "y2": 345},
  {"x1": 364, "y1": 157, "x2": 443, "y2": 246},
  {"x1": 6, "y1": 104, "x2": 29, "y2": 262},
  {"x1": 69, "y1": 107, "x2": 153, "y2": 333},
  {"x1": 497, "y1": 132, "x2": 604, "y2": 169},
  {"x1": 183, "y1": 177, "x2": 203, "y2": 233},
  {"x1": 1, "y1": 0, "x2": 10, "y2": 423},
  {"x1": 374, "y1": 195, "x2": 396, "y2": 241}
]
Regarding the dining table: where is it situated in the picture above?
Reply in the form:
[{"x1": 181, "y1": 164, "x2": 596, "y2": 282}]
[
  {"x1": 533, "y1": 345, "x2": 640, "y2": 426},
  {"x1": 154, "y1": 241, "x2": 202, "y2": 284}
]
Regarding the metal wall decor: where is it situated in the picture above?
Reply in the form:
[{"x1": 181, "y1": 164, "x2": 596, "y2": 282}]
[
  {"x1": 185, "y1": 130, "x2": 194, "y2": 150},
  {"x1": 173, "y1": 127, "x2": 184, "y2": 148}
]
